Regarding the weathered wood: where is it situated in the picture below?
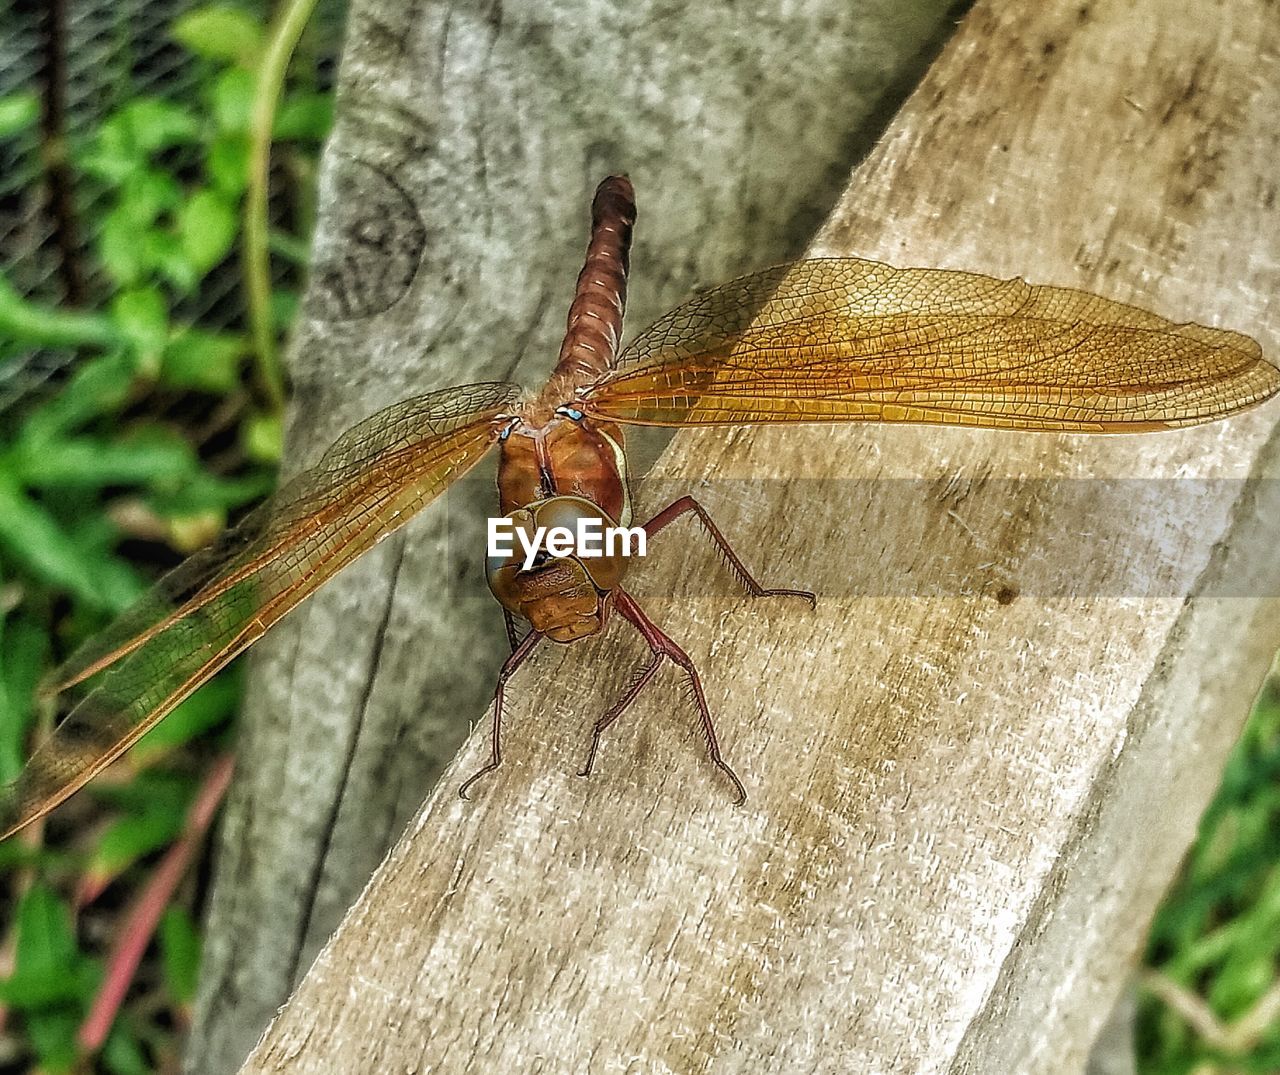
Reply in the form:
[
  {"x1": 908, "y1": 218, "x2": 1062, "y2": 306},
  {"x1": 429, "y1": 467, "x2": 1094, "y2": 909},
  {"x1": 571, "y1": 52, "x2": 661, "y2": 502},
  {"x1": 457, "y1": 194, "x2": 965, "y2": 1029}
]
[
  {"x1": 238, "y1": 0, "x2": 1280, "y2": 1070},
  {"x1": 186, "y1": 0, "x2": 961, "y2": 1069}
]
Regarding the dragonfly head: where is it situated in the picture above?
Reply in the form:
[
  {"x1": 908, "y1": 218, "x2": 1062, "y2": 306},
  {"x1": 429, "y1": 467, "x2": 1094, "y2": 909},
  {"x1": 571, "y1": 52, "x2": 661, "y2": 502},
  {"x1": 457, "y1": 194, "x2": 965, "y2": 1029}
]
[{"x1": 486, "y1": 496, "x2": 630, "y2": 643}]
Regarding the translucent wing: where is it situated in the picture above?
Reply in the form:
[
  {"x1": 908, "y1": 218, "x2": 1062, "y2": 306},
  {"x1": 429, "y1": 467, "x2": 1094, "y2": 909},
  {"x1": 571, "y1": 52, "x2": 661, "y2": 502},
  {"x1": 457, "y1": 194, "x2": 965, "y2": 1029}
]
[
  {"x1": 1, "y1": 382, "x2": 520, "y2": 839},
  {"x1": 580, "y1": 259, "x2": 1279, "y2": 431}
]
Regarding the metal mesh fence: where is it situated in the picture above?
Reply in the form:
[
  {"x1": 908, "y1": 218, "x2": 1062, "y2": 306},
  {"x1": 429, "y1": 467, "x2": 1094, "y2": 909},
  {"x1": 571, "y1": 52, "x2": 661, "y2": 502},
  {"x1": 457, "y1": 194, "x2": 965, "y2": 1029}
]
[{"x1": 0, "y1": 0, "x2": 346, "y2": 412}]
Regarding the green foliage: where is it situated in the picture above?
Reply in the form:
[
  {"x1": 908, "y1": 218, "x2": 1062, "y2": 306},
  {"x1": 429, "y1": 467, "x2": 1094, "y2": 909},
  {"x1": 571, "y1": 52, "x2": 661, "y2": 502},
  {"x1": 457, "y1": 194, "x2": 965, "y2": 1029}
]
[
  {"x1": 159, "y1": 906, "x2": 203, "y2": 1007},
  {"x1": 178, "y1": 190, "x2": 239, "y2": 276},
  {"x1": 0, "y1": 885, "x2": 101, "y2": 1071},
  {"x1": 0, "y1": 92, "x2": 40, "y2": 137},
  {"x1": 1140, "y1": 678, "x2": 1280, "y2": 1071},
  {"x1": 172, "y1": 6, "x2": 265, "y2": 66},
  {"x1": 0, "y1": 612, "x2": 47, "y2": 782},
  {"x1": 0, "y1": 0, "x2": 333, "y2": 1068},
  {"x1": 274, "y1": 92, "x2": 333, "y2": 140},
  {"x1": 102, "y1": 1026, "x2": 153, "y2": 1075}
]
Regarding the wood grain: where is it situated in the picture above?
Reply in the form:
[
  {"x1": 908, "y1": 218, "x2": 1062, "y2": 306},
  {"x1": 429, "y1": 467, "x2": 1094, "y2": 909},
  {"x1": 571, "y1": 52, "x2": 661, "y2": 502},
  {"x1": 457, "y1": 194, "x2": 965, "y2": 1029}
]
[{"x1": 238, "y1": 0, "x2": 1279, "y2": 1071}]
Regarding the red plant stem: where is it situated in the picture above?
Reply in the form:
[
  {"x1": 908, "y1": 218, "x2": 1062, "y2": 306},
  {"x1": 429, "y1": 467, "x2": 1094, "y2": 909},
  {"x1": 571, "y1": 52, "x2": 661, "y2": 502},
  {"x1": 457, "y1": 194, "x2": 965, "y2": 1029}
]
[{"x1": 77, "y1": 754, "x2": 235, "y2": 1053}]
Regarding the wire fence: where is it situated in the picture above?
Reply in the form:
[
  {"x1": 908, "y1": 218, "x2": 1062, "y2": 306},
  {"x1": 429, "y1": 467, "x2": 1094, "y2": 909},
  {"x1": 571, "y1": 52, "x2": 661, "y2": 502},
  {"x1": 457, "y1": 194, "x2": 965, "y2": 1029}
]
[{"x1": 0, "y1": 0, "x2": 346, "y2": 413}]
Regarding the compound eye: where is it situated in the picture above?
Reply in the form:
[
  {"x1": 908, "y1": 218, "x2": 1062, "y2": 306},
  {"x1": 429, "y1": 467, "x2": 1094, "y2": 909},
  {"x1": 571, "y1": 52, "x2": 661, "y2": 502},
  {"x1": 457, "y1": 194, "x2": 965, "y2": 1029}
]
[
  {"x1": 532, "y1": 497, "x2": 627, "y2": 591},
  {"x1": 533, "y1": 497, "x2": 612, "y2": 537}
]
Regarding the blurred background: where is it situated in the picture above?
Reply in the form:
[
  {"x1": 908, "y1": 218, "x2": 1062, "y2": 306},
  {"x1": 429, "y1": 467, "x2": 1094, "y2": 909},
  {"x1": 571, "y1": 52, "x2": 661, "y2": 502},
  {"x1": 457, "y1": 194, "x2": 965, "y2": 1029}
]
[{"x1": 0, "y1": 1, "x2": 1275, "y2": 1071}]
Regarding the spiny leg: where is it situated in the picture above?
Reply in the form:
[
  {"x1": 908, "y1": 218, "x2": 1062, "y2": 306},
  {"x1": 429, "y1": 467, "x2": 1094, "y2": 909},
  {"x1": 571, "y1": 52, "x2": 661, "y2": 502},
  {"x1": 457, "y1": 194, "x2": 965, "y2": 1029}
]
[
  {"x1": 458, "y1": 628, "x2": 542, "y2": 799},
  {"x1": 577, "y1": 651, "x2": 663, "y2": 778},
  {"x1": 502, "y1": 608, "x2": 521, "y2": 654},
  {"x1": 610, "y1": 589, "x2": 747, "y2": 804},
  {"x1": 642, "y1": 495, "x2": 815, "y2": 607}
]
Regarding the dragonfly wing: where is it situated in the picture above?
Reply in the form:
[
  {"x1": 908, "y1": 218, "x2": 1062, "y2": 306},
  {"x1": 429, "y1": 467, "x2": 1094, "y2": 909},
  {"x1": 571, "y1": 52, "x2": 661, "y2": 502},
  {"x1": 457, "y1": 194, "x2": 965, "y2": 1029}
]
[
  {"x1": 579, "y1": 259, "x2": 1280, "y2": 431},
  {"x1": 2, "y1": 381, "x2": 520, "y2": 840}
]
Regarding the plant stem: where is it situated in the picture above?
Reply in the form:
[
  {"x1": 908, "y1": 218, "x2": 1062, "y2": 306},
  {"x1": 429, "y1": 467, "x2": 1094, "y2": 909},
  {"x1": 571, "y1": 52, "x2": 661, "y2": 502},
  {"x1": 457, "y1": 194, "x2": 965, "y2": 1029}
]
[
  {"x1": 77, "y1": 754, "x2": 235, "y2": 1053},
  {"x1": 243, "y1": 0, "x2": 319, "y2": 415}
]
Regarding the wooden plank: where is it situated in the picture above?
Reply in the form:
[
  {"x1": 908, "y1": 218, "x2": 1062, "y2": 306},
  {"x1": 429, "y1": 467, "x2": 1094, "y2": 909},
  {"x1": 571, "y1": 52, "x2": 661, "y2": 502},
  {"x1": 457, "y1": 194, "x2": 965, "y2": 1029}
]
[
  {"x1": 238, "y1": 1, "x2": 1280, "y2": 1071},
  {"x1": 186, "y1": 1, "x2": 961, "y2": 1068}
]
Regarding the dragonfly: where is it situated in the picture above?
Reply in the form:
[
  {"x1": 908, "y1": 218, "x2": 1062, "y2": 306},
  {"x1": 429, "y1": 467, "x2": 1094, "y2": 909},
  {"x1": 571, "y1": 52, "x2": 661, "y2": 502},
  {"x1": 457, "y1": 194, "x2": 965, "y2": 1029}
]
[{"x1": 2, "y1": 175, "x2": 1276, "y2": 837}]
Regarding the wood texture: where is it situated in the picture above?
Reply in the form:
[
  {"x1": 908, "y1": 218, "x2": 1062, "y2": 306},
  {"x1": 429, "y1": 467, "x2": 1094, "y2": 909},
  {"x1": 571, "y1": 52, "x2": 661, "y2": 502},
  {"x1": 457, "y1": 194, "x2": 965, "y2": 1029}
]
[
  {"x1": 186, "y1": 0, "x2": 960, "y2": 1069},
  {"x1": 238, "y1": 0, "x2": 1280, "y2": 1071}
]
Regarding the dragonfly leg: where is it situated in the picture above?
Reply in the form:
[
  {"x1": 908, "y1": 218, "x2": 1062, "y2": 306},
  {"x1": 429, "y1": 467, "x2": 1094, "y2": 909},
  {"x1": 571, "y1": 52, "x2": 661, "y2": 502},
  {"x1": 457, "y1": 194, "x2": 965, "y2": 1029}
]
[
  {"x1": 458, "y1": 628, "x2": 543, "y2": 800},
  {"x1": 641, "y1": 495, "x2": 815, "y2": 608},
  {"x1": 608, "y1": 589, "x2": 747, "y2": 804},
  {"x1": 578, "y1": 651, "x2": 663, "y2": 778},
  {"x1": 502, "y1": 608, "x2": 521, "y2": 654}
]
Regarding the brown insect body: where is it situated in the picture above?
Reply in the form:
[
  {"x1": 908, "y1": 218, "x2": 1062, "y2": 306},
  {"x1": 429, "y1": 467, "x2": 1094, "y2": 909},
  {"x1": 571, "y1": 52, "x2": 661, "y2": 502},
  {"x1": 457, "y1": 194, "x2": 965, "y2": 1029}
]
[
  {"x1": 488, "y1": 413, "x2": 634, "y2": 643},
  {"x1": 485, "y1": 177, "x2": 638, "y2": 645}
]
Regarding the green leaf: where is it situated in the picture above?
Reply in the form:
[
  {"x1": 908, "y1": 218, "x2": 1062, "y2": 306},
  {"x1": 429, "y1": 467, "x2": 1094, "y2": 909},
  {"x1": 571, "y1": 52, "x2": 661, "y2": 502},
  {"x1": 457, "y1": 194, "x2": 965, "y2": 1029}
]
[
  {"x1": 0, "y1": 612, "x2": 48, "y2": 782},
  {"x1": 160, "y1": 906, "x2": 203, "y2": 1006},
  {"x1": 79, "y1": 111, "x2": 143, "y2": 184},
  {"x1": 267, "y1": 228, "x2": 312, "y2": 266},
  {"x1": 118, "y1": 98, "x2": 200, "y2": 154},
  {"x1": 15, "y1": 883, "x2": 76, "y2": 971},
  {"x1": 91, "y1": 554, "x2": 149, "y2": 614},
  {"x1": 207, "y1": 131, "x2": 250, "y2": 195},
  {"x1": 26, "y1": 1008, "x2": 84, "y2": 1071},
  {"x1": 83, "y1": 805, "x2": 188, "y2": 892},
  {"x1": 270, "y1": 288, "x2": 299, "y2": 331},
  {"x1": 274, "y1": 92, "x2": 333, "y2": 141},
  {"x1": 20, "y1": 351, "x2": 135, "y2": 441},
  {"x1": 98, "y1": 206, "x2": 148, "y2": 286},
  {"x1": 79, "y1": 141, "x2": 137, "y2": 184},
  {"x1": 211, "y1": 68, "x2": 256, "y2": 133},
  {"x1": 148, "y1": 468, "x2": 275, "y2": 518},
  {"x1": 0, "y1": 968, "x2": 84, "y2": 1009},
  {"x1": 0, "y1": 273, "x2": 119, "y2": 349},
  {"x1": 161, "y1": 328, "x2": 245, "y2": 392},
  {"x1": 0, "y1": 92, "x2": 39, "y2": 138},
  {"x1": 91, "y1": 770, "x2": 194, "y2": 817},
  {"x1": 150, "y1": 231, "x2": 200, "y2": 294},
  {"x1": 0, "y1": 478, "x2": 105, "y2": 605},
  {"x1": 111, "y1": 286, "x2": 170, "y2": 374},
  {"x1": 85, "y1": 100, "x2": 198, "y2": 185},
  {"x1": 118, "y1": 169, "x2": 182, "y2": 225},
  {"x1": 243, "y1": 410, "x2": 283, "y2": 462},
  {"x1": 0, "y1": 884, "x2": 94, "y2": 1019},
  {"x1": 178, "y1": 188, "x2": 238, "y2": 275},
  {"x1": 102, "y1": 1024, "x2": 152, "y2": 1075},
  {"x1": 14, "y1": 429, "x2": 197, "y2": 489},
  {"x1": 173, "y1": 4, "x2": 265, "y2": 65}
]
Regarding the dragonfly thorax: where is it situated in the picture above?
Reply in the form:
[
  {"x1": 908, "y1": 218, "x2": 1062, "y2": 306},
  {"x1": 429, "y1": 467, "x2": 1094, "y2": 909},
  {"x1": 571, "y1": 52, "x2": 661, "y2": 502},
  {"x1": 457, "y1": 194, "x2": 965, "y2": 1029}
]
[{"x1": 496, "y1": 412, "x2": 631, "y2": 525}]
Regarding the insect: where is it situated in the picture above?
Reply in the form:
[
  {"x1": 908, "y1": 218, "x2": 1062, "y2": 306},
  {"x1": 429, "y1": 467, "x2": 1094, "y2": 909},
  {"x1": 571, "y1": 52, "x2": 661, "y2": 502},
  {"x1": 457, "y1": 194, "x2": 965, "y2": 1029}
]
[{"x1": 2, "y1": 175, "x2": 1276, "y2": 837}]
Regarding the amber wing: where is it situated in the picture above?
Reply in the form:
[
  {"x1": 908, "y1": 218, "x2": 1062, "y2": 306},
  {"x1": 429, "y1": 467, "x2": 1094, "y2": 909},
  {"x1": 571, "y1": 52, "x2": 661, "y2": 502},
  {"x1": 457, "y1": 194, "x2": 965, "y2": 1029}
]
[
  {"x1": 579, "y1": 259, "x2": 1280, "y2": 431},
  {"x1": 0, "y1": 382, "x2": 520, "y2": 840}
]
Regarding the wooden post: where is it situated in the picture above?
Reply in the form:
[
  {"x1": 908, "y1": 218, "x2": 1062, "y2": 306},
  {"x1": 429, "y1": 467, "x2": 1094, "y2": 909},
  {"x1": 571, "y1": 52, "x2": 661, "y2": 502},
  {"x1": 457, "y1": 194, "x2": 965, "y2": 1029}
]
[
  {"x1": 187, "y1": 0, "x2": 962, "y2": 1069},
  {"x1": 238, "y1": 1, "x2": 1279, "y2": 1071}
]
